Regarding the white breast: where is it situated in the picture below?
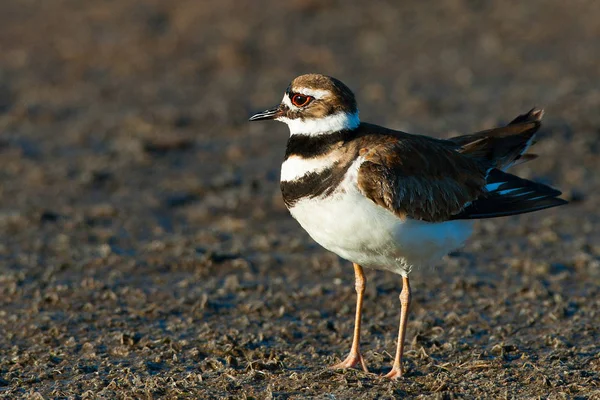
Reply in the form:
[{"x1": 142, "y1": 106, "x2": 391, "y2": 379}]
[
  {"x1": 285, "y1": 158, "x2": 474, "y2": 276},
  {"x1": 280, "y1": 155, "x2": 334, "y2": 182}
]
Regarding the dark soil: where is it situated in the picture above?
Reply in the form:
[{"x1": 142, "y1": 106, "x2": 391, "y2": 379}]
[{"x1": 1, "y1": 0, "x2": 599, "y2": 398}]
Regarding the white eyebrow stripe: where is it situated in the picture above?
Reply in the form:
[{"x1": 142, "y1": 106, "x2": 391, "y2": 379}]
[{"x1": 294, "y1": 87, "x2": 331, "y2": 99}]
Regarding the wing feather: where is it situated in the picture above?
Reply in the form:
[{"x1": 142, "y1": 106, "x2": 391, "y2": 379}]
[
  {"x1": 450, "y1": 169, "x2": 567, "y2": 219},
  {"x1": 357, "y1": 137, "x2": 487, "y2": 222},
  {"x1": 356, "y1": 109, "x2": 566, "y2": 222}
]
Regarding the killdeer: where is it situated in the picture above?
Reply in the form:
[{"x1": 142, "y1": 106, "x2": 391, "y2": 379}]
[{"x1": 249, "y1": 74, "x2": 567, "y2": 379}]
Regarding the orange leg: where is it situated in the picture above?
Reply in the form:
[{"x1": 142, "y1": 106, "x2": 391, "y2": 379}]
[
  {"x1": 384, "y1": 276, "x2": 411, "y2": 379},
  {"x1": 330, "y1": 263, "x2": 369, "y2": 372}
]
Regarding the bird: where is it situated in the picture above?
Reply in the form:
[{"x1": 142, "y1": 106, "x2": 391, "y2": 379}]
[{"x1": 249, "y1": 73, "x2": 567, "y2": 379}]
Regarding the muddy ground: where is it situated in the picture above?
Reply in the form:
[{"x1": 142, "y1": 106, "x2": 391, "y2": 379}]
[{"x1": 1, "y1": 0, "x2": 599, "y2": 398}]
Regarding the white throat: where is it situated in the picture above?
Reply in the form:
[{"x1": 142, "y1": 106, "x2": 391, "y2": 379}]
[{"x1": 277, "y1": 111, "x2": 360, "y2": 136}]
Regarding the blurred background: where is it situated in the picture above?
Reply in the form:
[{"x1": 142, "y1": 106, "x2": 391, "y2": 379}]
[{"x1": 1, "y1": 0, "x2": 599, "y2": 397}]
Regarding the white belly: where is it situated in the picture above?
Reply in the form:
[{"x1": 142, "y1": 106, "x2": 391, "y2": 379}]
[
  {"x1": 288, "y1": 182, "x2": 473, "y2": 276},
  {"x1": 281, "y1": 155, "x2": 474, "y2": 276}
]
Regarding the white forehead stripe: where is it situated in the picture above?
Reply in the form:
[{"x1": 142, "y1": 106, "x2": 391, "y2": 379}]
[{"x1": 277, "y1": 111, "x2": 360, "y2": 136}]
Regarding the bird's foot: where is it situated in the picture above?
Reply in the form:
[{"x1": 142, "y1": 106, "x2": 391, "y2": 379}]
[
  {"x1": 330, "y1": 351, "x2": 369, "y2": 373},
  {"x1": 383, "y1": 365, "x2": 404, "y2": 380}
]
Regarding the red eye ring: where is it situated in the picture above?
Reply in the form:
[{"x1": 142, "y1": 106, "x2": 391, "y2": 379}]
[{"x1": 291, "y1": 93, "x2": 312, "y2": 107}]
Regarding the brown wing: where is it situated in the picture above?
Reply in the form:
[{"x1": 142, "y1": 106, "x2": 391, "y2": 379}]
[
  {"x1": 357, "y1": 135, "x2": 488, "y2": 222},
  {"x1": 357, "y1": 109, "x2": 566, "y2": 222}
]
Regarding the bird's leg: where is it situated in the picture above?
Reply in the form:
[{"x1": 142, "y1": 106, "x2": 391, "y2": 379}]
[
  {"x1": 384, "y1": 276, "x2": 411, "y2": 379},
  {"x1": 330, "y1": 263, "x2": 369, "y2": 372}
]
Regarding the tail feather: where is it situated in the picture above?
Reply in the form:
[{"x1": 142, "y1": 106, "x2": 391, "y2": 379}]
[
  {"x1": 449, "y1": 108, "x2": 567, "y2": 220},
  {"x1": 508, "y1": 108, "x2": 544, "y2": 125},
  {"x1": 450, "y1": 108, "x2": 543, "y2": 170}
]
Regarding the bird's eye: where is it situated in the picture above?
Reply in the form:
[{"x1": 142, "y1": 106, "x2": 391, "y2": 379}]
[{"x1": 291, "y1": 94, "x2": 312, "y2": 107}]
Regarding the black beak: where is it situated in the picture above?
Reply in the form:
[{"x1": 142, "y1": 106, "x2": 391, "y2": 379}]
[{"x1": 249, "y1": 105, "x2": 282, "y2": 121}]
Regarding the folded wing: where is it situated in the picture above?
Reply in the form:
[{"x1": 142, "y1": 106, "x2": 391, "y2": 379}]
[
  {"x1": 357, "y1": 135, "x2": 488, "y2": 222},
  {"x1": 357, "y1": 109, "x2": 566, "y2": 222}
]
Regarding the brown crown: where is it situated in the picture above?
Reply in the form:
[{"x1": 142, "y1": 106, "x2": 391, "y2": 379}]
[{"x1": 283, "y1": 74, "x2": 358, "y2": 119}]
